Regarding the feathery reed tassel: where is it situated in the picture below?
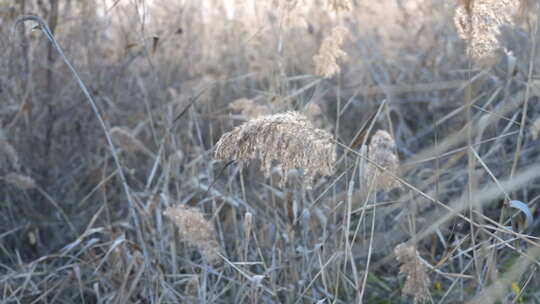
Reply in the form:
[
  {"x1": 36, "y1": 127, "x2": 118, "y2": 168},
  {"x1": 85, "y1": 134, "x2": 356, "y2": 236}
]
[
  {"x1": 365, "y1": 130, "x2": 401, "y2": 191},
  {"x1": 0, "y1": 129, "x2": 20, "y2": 171},
  {"x1": 214, "y1": 111, "x2": 336, "y2": 185},
  {"x1": 164, "y1": 205, "x2": 221, "y2": 264},
  {"x1": 327, "y1": 0, "x2": 352, "y2": 13},
  {"x1": 110, "y1": 126, "x2": 155, "y2": 159},
  {"x1": 5, "y1": 173, "x2": 36, "y2": 190},
  {"x1": 314, "y1": 26, "x2": 348, "y2": 78},
  {"x1": 229, "y1": 98, "x2": 271, "y2": 119},
  {"x1": 302, "y1": 102, "x2": 331, "y2": 131},
  {"x1": 454, "y1": 0, "x2": 520, "y2": 66},
  {"x1": 110, "y1": 127, "x2": 146, "y2": 153},
  {"x1": 279, "y1": 0, "x2": 308, "y2": 29},
  {"x1": 395, "y1": 243, "x2": 431, "y2": 303}
]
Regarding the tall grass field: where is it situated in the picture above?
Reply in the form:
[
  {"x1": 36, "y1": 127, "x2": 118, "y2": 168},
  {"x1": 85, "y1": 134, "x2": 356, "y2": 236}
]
[{"x1": 1, "y1": 0, "x2": 540, "y2": 303}]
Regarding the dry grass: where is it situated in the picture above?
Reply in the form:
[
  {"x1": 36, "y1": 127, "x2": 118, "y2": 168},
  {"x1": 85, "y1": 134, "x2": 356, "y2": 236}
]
[{"x1": 1, "y1": 0, "x2": 540, "y2": 303}]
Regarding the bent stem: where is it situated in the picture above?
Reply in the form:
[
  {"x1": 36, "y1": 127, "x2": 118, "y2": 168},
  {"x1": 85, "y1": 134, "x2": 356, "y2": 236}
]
[{"x1": 12, "y1": 15, "x2": 150, "y2": 272}]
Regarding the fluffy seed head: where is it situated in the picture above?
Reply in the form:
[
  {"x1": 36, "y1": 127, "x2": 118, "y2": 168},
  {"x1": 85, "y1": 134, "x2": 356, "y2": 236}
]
[
  {"x1": 326, "y1": 0, "x2": 353, "y2": 13},
  {"x1": 214, "y1": 111, "x2": 336, "y2": 186},
  {"x1": 314, "y1": 26, "x2": 348, "y2": 78},
  {"x1": 531, "y1": 117, "x2": 540, "y2": 140},
  {"x1": 365, "y1": 130, "x2": 400, "y2": 191},
  {"x1": 454, "y1": 0, "x2": 520, "y2": 66},
  {"x1": 5, "y1": 173, "x2": 36, "y2": 190},
  {"x1": 302, "y1": 102, "x2": 331, "y2": 131},
  {"x1": 168, "y1": 150, "x2": 185, "y2": 176},
  {"x1": 395, "y1": 243, "x2": 431, "y2": 303},
  {"x1": 229, "y1": 98, "x2": 271, "y2": 119},
  {"x1": 279, "y1": 0, "x2": 308, "y2": 29},
  {"x1": 164, "y1": 205, "x2": 220, "y2": 263},
  {"x1": 243, "y1": 212, "x2": 253, "y2": 238},
  {"x1": 110, "y1": 127, "x2": 146, "y2": 153},
  {"x1": 0, "y1": 129, "x2": 20, "y2": 171}
]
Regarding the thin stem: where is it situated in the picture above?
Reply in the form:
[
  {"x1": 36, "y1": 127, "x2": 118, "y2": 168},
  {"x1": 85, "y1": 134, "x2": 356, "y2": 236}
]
[{"x1": 12, "y1": 15, "x2": 150, "y2": 271}]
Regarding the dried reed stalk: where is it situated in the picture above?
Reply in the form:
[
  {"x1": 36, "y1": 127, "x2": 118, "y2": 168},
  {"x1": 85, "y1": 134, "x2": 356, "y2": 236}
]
[
  {"x1": 395, "y1": 243, "x2": 431, "y2": 303},
  {"x1": 314, "y1": 26, "x2": 348, "y2": 78},
  {"x1": 214, "y1": 111, "x2": 336, "y2": 185},
  {"x1": 164, "y1": 205, "x2": 220, "y2": 264}
]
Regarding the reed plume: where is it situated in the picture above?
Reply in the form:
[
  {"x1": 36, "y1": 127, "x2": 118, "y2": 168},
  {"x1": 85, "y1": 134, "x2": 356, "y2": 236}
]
[
  {"x1": 229, "y1": 98, "x2": 271, "y2": 119},
  {"x1": 302, "y1": 102, "x2": 332, "y2": 131},
  {"x1": 214, "y1": 111, "x2": 336, "y2": 185},
  {"x1": 164, "y1": 205, "x2": 221, "y2": 264},
  {"x1": 395, "y1": 243, "x2": 431, "y2": 303},
  {"x1": 326, "y1": 0, "x2": 353, "y2": 13},
  {"x1": 365, "y1": 130, "x2": 401, "y2": 191},
  {"x1": 279, "y1": 0, "x2": 308, "y2": 29},
  {"x1": 5, "y1": 173, "x2": 36, "y2": 190},
  {"x1": 314, "y1": 26, "x2": 348, "y2": 78},
  {"x1": 110, "y1": 127, "x2": 146, "y2": 153},
  {"x1": 454, "y1": 0, "x2": 520, "y2": 66},
  {"x1": 110, "y1": 126, "x2": 155, "y2": 158},
  {"x1": 531, "y1": 117, "x2": 540, "y2": 140},
  {"x1": 0, "y1": 129, "x2": 20, "y2": 171}
]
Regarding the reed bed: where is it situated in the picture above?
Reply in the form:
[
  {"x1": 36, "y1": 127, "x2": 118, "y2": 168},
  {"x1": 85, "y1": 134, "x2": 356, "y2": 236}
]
[{"x1": 1, "y1": 0, "x2": 540, "y2": 303}]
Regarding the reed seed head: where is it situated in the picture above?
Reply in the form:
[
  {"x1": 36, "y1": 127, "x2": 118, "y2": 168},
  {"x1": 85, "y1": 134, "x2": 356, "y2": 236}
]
[
  {"x1": 5, "y1": 173, "x2": 36, "y2": 190},
  {"x1": 366, "y1": 130, "x2": 401, "y2": 191},
  {"x1": 110, "y1": 127, "x2": 146, "y2": 153},
  {"x1": 279, "y1": 0, "x2": 308, "y2": 29},
  {"x1": 314, "y1": 26, "x2": 348, "y2": 78},
  {"x1": 0, "y1": 129, "x2": 20, "y2": 171},
  {"x1": 214, "y1": 111, "x2": 336, "y2": 186},
  {"x1": 302, "y1": 102, "x2": 331, "y2": 131},
  {"x1": 229, "y1": 98, "x2": 271, "y2": 119},
  {"x1": 164, "y1": 205, "x2": 220, "y2": 264},
  {"x1": 326, "y1": 0, "x2": 353, "y2": 13},
  {"x1": 454, "y1": 0, "x2": 520, "y2": 66},
  {"x1": 531, "y1": 117, "x2": 540, "y2": 140},
  {"x1": 395, "y1": 243, "x2": 431, "y2": 303}
]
